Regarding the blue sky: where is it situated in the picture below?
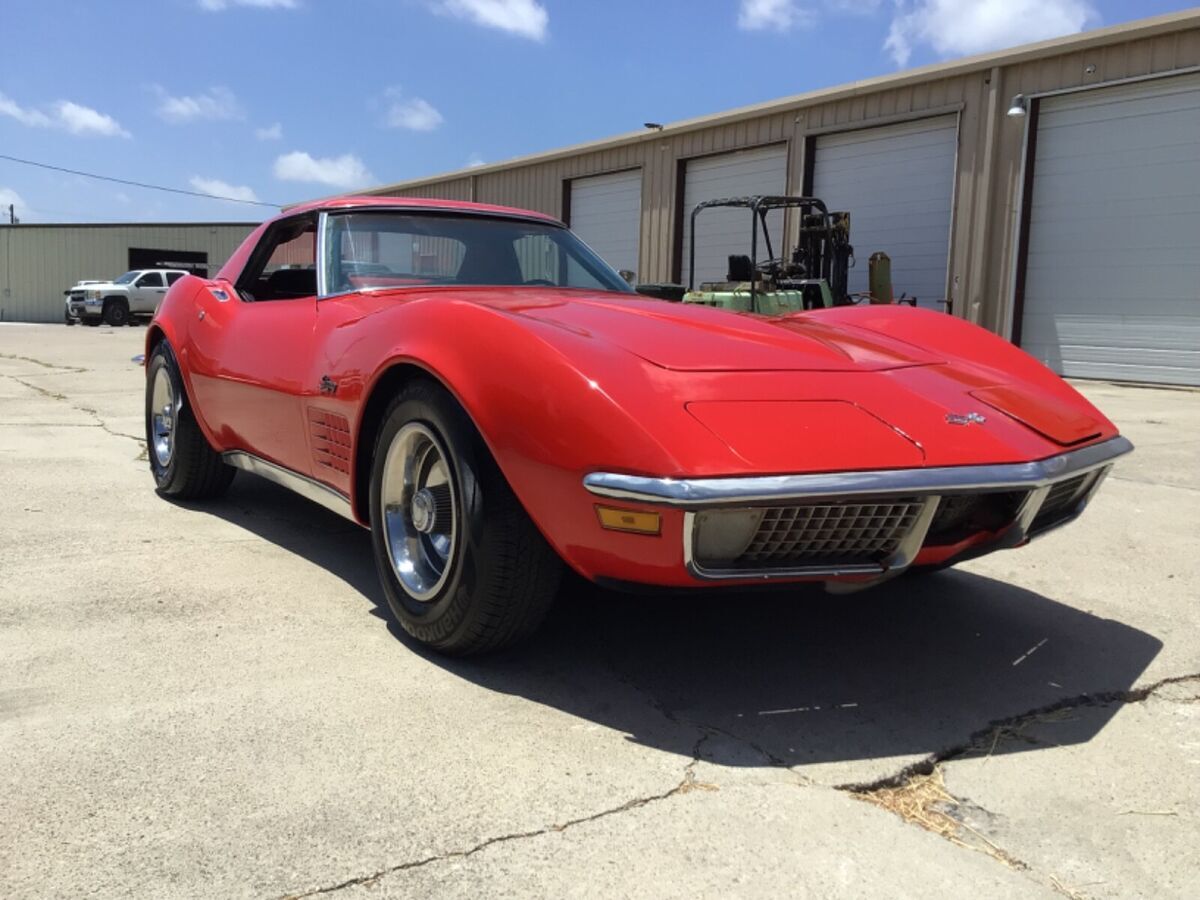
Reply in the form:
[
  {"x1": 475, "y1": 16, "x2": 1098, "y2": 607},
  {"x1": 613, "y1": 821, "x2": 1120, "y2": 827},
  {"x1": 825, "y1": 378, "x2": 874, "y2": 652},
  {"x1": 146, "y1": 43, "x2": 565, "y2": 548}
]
[{"x1": 0, "y1": 0, "x2": 1192, "y2": 223}]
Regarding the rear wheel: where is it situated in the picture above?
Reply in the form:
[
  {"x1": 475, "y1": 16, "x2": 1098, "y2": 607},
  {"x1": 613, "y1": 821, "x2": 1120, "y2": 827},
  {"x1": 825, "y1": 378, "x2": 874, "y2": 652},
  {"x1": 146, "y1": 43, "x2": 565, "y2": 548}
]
[
  {"x1": 103, "y1": 298, "x2": 129, "y2": 327},
  {"x1": 145, "y1": 341, "x2": 234, "y2": 499},
  {"x1": 369, "y1": 380, "x2": 562, "y2": 655}
]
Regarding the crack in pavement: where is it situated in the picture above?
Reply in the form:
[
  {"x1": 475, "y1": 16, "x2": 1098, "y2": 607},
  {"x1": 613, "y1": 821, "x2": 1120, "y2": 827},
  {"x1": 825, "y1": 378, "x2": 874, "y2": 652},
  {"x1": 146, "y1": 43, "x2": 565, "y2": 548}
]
[
  {"x1": 275, "y1": 671, "x2": 1200, "y2": 898},
  {"x1": 1, "y1": 371, "x2": 145, "y2": 448},
  {"x1": 278, "y1": 733, "x2": 716, "y2": 899},
  {"x1": 838, "y1": 672, "x2": 1200, "y2": 898},
  {"x1": 837, "y1": 671, "x2": 1200, "y2": 795},
  {"x1": 597, "y1": 651, "x2": 799, "y2": 774},
  {"x1": 0, "y1": 351, "x2": 89, "y2": 374}
]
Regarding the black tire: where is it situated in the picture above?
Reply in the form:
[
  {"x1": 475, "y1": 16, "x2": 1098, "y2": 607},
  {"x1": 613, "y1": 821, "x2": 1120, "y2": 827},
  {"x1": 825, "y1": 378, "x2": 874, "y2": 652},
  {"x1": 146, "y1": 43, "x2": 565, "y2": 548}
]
[
  {"x1": 64, "y1": 312, "x2": 75, "y2": 326},
  {"x1": 103, "y1": 298, "x2": 129, "y2": 327},
  {"x1": 369, "y1": 380, "x2": 562, "y2": 655},
  {"x1": 83, "y1": 317, "x2": 101, "y2": 327},
  {"x1": 145, "y1": 341, "x2": 235, "y2": 500}
]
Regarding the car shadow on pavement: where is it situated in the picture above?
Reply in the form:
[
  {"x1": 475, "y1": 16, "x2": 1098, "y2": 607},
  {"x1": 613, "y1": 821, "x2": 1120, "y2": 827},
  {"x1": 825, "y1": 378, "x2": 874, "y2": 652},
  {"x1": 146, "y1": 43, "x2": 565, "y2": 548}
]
[{"x1": 203, "y1": 473, "x2": 1163, "y2": 770}]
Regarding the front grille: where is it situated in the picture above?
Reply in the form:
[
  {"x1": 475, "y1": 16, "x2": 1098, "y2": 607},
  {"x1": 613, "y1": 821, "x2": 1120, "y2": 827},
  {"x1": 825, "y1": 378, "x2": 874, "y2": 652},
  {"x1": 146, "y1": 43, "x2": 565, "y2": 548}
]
[
  {"x1": 69, "y1": 291, "x2": 85, "y2": 301},
  {"x1": 1031, "y1": 472, "x2": 1095, "y2": 533},
  {"x1": 733, "y1": 500, "x2": 924, "y2": 568}
]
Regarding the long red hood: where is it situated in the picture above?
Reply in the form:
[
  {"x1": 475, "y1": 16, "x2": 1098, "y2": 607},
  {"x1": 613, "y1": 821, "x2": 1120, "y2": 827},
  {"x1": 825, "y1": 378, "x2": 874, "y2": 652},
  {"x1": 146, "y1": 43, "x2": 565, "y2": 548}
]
[{"x1": 490, "y1": 291, "x2": 944, "y2": 372}]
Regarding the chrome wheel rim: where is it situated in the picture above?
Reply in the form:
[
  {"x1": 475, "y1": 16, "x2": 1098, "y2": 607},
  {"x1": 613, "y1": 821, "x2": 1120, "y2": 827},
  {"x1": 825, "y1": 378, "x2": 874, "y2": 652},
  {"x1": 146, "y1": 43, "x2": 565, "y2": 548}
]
[
  {"x1": 150, "y1": 366, "x2": 175, "y2": 468},
  {"x1": 381, "y1": 422, "x2": 458, "y2": 602}
]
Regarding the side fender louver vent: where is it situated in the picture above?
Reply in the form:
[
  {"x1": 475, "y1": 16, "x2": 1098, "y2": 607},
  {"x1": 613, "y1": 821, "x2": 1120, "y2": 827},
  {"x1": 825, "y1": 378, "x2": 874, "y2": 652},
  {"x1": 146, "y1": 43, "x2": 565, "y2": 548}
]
[{"x1": 309, "y1": 409, "x2": 352, "y2": 475}]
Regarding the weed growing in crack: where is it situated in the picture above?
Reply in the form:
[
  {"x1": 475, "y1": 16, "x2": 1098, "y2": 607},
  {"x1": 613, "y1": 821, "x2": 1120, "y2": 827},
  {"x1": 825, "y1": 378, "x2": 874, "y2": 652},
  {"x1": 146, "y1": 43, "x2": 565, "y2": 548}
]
[{"x1": 851, "y1": 765, "x2": 1024, "y2": 868}]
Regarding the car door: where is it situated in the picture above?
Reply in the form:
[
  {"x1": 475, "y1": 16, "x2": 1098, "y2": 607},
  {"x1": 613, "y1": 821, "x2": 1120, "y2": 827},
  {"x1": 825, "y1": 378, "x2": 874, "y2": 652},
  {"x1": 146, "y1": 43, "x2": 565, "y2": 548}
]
[
  {"x1": 186, "y1": 216, "x2": 319, "y2": 477},
  {"x1": 133, "y1": 271, "x2": 166, "y2": 314}
]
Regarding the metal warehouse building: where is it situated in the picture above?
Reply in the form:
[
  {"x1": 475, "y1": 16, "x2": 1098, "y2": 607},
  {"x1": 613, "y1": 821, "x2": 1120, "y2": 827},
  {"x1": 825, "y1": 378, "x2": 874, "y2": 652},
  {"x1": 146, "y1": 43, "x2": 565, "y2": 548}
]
[
  {"x1": 354, "y1": 10, "x2": 1200, "y2": 387},
  {"x1": 0, "y1": 222, "x2": 257, "y2": 323}
]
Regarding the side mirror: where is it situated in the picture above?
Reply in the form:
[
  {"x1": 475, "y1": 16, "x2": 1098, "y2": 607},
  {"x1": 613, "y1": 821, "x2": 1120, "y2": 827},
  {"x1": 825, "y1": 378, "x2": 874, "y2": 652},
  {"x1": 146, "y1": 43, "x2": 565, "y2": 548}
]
[{"x1": 618, "y1": 269, "x2": 637, "y2": 286}]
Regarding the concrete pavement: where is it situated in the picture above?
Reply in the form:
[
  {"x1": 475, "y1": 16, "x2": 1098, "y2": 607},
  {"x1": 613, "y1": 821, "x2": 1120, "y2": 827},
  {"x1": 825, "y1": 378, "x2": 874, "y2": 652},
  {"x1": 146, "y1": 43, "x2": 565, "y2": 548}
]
[{"x1": 1, "y1": 323, "x2": 1196, "y2": 898}]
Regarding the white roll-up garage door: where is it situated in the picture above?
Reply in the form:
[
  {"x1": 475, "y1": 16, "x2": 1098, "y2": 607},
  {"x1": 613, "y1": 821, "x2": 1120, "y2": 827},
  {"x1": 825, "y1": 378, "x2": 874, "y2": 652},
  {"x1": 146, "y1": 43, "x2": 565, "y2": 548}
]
[
  {"x1": 813, "y1": 116, "x2": 958, "y2": 308},
  {"x1": 568, "y1": 169, "x2": 642, "y2": 276},
  {"x1": 1019, "y1": 74, "x2": 1200, "y2": 386},
  {"x1": 681, "y1": 144, "x2": 789, "y2": 287}
]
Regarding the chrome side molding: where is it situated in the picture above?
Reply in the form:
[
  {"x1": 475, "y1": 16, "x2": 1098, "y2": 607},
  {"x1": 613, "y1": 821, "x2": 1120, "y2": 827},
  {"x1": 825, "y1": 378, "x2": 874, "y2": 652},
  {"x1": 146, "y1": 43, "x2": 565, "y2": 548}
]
[
  {"x1": 222, "y1": 451, "x2": 357, "y2": 523},
  {"x1": 583, "y1": 436, "x2": 1134, "y2": 507}
]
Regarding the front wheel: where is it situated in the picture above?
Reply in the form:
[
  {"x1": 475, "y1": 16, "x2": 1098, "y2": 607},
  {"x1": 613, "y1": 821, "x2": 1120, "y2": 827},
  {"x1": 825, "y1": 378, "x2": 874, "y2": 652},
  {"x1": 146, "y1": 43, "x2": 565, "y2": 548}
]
[
  {"x1": 145, "y1": 341, "x2": 234, "y2": 499},
  {"x1": 369, "y1": 381, "x2": 562, "y2": 655},
  {"x1": 103, "y1": 298, "x2": 129, "y2": 327}
]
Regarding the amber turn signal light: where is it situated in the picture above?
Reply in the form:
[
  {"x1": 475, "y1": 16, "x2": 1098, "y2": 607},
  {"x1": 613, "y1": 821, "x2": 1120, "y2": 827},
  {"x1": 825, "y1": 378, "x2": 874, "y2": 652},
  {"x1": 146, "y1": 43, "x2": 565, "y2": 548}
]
[{"x1": 595, "y1": 505, "x2": 661, "y2": 536}]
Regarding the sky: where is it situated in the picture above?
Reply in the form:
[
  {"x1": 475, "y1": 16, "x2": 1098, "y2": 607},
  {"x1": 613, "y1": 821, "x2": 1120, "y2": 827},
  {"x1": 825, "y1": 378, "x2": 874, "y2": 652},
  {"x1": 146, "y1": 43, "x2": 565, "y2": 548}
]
[{"x1": 0, "y1": 0, "x2": 1193, "y2": 224}]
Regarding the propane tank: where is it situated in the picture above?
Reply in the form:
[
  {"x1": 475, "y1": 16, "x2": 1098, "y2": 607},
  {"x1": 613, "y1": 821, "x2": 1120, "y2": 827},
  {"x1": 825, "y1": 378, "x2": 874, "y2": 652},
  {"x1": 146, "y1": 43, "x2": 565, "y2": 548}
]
[{"x1": 868, "y1": 251, "x2": 892, "y2": 305}]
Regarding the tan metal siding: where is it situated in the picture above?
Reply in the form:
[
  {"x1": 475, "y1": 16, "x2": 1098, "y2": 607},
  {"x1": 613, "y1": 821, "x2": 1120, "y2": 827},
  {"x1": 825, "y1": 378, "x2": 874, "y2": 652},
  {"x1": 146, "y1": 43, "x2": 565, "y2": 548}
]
[
  {"x1": 0, "y1": 224, "x2": 256, "y2": 323},
  {"x1": 381, "y1": 177, "x2": 473, "y2": 201}
]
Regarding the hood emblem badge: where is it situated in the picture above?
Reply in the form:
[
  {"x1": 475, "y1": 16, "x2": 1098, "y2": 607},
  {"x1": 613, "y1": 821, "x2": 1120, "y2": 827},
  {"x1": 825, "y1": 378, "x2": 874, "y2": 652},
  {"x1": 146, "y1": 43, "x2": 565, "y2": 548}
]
[{"x1": 946, "y1": 411, "x2": 987, "y2": 426}]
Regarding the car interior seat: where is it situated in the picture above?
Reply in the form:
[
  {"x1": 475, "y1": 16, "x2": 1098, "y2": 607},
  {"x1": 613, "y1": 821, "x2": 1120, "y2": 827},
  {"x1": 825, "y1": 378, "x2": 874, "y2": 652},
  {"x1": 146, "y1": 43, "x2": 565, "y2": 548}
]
[
  {"x1": 263, "y1": 267, "x2": 317, "y2": 299},
  {"x1": 455, "y1": 241, "x2": 523, "y2": 285}
]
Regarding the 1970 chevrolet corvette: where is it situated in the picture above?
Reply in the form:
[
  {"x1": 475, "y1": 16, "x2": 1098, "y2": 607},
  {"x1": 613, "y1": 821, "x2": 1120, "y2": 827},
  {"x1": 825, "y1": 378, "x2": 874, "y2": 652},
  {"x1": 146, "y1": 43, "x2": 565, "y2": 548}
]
[{"x1": 145, "y1": 196, "x2": 1131, "y2": 655}]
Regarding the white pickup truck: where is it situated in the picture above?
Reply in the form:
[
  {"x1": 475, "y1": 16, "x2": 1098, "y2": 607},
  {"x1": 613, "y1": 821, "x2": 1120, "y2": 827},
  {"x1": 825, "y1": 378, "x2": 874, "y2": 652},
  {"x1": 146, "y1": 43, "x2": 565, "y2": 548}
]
[{"x1": 64, "y1": 269, "x2": 189, "y2": 326}]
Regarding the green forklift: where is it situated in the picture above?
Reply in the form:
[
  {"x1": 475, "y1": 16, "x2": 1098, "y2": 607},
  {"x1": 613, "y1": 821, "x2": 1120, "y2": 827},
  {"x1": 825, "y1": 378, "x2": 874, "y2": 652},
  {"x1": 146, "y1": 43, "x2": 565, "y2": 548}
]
[{"x1": 637, "y1": 195, "x2": 856, "y2": 312}]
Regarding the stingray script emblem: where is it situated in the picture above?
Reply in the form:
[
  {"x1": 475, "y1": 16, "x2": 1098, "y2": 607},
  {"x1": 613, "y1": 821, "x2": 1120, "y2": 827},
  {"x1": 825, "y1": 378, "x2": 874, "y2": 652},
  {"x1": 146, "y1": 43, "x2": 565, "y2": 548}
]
[{"x1": 945, "y1": 411, "x2": 987, "y2": 426}]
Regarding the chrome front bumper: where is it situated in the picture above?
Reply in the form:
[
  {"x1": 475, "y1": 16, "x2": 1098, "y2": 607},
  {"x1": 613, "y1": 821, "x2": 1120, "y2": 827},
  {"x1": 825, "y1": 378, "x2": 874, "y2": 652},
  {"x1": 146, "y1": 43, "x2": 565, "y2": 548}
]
[{"x1": 583, "y1": 436, "x2": 1133, "y2": 583}]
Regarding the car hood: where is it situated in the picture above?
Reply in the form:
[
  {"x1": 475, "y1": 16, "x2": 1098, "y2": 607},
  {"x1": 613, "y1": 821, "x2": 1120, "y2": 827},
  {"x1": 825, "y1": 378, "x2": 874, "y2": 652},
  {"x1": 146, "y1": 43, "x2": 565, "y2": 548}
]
[{"x1": 498, "y1": 293, "x2": 945, "y2": 372}]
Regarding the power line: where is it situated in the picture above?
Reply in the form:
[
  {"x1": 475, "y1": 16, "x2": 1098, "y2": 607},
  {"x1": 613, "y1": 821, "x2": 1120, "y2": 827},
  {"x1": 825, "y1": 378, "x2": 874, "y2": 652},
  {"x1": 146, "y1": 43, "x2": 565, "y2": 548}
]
[{"x1": 0, "y1": 153, "x2": 282, "y2": 209}]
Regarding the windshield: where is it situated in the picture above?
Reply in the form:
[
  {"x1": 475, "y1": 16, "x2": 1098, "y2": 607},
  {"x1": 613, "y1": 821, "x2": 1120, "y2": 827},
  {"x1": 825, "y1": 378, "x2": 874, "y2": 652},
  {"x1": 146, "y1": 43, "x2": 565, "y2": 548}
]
[
  {"x1": 113, "y1": 271, "x2": 139, "y2": 284},
  {"x1": 321, "y1": 211, "x2": 633, "y2": 295}
]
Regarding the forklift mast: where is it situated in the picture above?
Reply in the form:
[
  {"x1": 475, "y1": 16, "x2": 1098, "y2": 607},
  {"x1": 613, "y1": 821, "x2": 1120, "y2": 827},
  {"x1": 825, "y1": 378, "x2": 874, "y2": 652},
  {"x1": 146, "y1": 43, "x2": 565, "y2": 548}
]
[{"x1": 685, "y1": 196, "x2": 854, "y2": 312}]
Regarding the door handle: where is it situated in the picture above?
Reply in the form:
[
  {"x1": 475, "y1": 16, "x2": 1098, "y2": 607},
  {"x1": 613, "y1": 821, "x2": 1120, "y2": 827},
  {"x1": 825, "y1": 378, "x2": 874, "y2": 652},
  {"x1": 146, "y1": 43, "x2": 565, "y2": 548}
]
[{"x1": 198, "y1": 309, "x2": 205, "y2": 321}]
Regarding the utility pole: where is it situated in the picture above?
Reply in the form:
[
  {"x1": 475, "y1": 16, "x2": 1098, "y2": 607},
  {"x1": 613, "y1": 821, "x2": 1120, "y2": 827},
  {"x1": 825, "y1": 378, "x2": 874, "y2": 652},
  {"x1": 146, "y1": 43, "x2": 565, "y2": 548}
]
[{"x1": 7, "y1": 203, "x2": 16, "y2": 225}]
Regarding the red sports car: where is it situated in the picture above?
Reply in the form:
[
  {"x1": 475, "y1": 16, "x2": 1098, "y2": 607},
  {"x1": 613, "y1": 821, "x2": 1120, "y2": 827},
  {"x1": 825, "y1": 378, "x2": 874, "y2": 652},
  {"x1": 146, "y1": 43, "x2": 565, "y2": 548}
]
[{"x1": 144, "y1": 196, "x2": 1131, "y2": 655}]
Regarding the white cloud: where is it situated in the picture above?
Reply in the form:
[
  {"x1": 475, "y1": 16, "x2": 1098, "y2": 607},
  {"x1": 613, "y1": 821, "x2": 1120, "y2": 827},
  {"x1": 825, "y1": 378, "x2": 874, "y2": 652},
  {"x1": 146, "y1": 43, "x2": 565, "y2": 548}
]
[
  {"x1": 737, "y1": 0, "x2": 814, "y2": 32},
  {"x1": 255, "y1": 122, "x2": 283, "y2": 140},
  {"x1": 383, "y1": 91, "x2": 444, "y2": 131},
  {"x1": 433, "y1": 0, "x2": 548, "y2": 41},
  {"x1": 273, "y1": 151, "x2": 373, "y2": 189},
  {"x1": 55, "y1": 101, "x2": 131, "y2": 137},
  {"x1": 0, "y1": 92, "x2": 51, "y2": 127},
  {"x1": 199, "y1": 0, "x2": 298, "y2": 10},
  {"x1": 885, "y1": 0, "x2": 1099, "y2": 67},
  {"x1": 466, "y1": 153, "x2": 486, "y2": 168},
  {"x1": 0, "y1": 187, "x2": 30, "y2": 222},
  {"x1": 189, "y1": 176, "x2": 260, "y2": 203},
  {"x1": 155, "y1": 86, "x2": 242, "y2": 123},
  {"x1": 0, "y1": 92, "x2": 128, "y2": 137}
]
